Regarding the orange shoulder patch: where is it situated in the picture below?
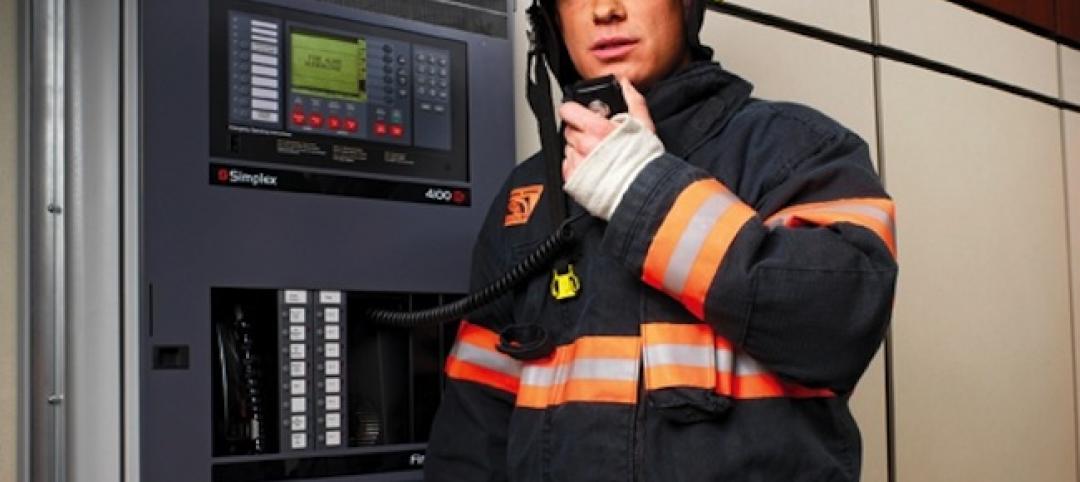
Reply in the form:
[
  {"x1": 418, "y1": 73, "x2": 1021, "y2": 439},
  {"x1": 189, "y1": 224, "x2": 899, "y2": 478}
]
[{"x1": 504, "y1": 185, "x2": 544, "y2": 227}]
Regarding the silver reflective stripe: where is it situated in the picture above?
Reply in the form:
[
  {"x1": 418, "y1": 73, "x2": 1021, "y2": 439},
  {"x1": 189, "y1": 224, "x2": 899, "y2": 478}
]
[
  {"x1": 714, "y1": 348, "x2": 734, "y2": 373},
  {"x1": 662, "y1": 192, "x2": 737, "y2": 294},
  {"x1": 765, "y1": 216, "x2": 787, "y2": 229},
  {"x1": 643, "y1": 344, "x2": 714, "y2": 368},
  {"x1": 826, "y1": 204, "x2": 892, "y2": 227},
  {"x1": 521, "y1": 358, "x2": 639, "y2": 387},
  {"x1": 451, "y1": 341, "x2": 523, "y2": 378},
  {"x1": 767, "y1": 203, "x2": 893, "y2": 233},
  {"x1": 734, "y1": 353, "x2": 767, "y2": 376}
]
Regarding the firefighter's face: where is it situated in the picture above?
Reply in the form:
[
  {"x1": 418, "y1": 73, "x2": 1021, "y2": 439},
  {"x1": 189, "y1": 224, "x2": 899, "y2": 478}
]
[{"x1": 557, "y1": 0, "x2": 690, "y2": 88}]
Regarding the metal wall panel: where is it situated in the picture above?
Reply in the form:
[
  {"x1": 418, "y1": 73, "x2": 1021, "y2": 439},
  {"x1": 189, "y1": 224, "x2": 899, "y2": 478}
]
[
  {"x1": 883, "y1": 58, "x2": 1075, "y2": 482},
  {"x1": 0, "y1": 0, "x2": 19, "y2": 479},
  {"x1": 1063, "y1": 45, "x2": 1080, "y2": 105},
  {"x1": 1066, "y1": 111, "x2": 1080, "y2": 480},
  {"x1": 724, "y1": 0, "x2": 873, "y2": 41},
  {"x1": 878, "y1": 0, "x2": 1059, "y2": 97}
]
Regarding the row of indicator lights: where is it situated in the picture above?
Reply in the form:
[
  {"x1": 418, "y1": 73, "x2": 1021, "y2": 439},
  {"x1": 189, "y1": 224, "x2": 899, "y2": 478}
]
[
  {"x1": 291, "y1": 110, "x2": 359, "y2": 132},
  {"x1": 372, "y1": 121, "x2": 404, "y2": 138},
  {"x1": 320, "y1": 293, "x2": 343, "y2": 448},
  {"x1": 283, "y1": 290, "x2": 311, "y2": 451}
]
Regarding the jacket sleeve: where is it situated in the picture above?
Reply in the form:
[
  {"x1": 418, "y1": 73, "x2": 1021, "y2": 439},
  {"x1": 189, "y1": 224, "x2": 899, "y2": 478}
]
[
  {"x1": 603, "y1": 128, "x2": 897, "y2": 393},
  {"x1": 424, "y1": 186, "x2": 522, "y2": 482}
]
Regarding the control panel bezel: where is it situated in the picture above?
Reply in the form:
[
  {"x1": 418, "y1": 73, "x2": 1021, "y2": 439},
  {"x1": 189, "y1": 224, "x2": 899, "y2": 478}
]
[{"x1": 209, "y1": 0, "x2": 471, "y2": 184}]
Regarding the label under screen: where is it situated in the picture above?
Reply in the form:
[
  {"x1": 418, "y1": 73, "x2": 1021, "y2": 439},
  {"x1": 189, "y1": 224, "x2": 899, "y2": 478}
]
[{"x1": 290, "y1": 31, "x2": 367, "y2": 102}]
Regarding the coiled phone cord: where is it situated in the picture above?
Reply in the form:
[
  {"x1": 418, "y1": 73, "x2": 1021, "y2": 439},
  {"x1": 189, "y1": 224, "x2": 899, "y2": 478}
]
[{"x1": 365, "y1": 217, "x2": 578, "y2": 328}]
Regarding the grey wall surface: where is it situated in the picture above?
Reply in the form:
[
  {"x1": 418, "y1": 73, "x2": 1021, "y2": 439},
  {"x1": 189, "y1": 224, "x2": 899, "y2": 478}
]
[{"x1": 0, "y1": 0, "x2": 19, "y2": 479}]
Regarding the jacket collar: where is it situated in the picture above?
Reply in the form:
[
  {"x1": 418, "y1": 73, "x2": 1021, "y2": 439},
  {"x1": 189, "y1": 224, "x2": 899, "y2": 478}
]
[{"x1": 645, "y1": 61, "x2": 754, "y2": 158}]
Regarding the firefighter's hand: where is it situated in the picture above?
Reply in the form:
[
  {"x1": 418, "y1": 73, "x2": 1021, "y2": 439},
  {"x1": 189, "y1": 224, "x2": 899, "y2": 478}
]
[{"x1": 560, "y1": 77, "x2": 654, "y2": 181}]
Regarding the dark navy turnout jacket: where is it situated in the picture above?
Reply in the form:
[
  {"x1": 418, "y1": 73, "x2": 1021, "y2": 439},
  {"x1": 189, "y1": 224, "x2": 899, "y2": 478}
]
[{"x1": 425, "y1": 61, "x2": 898, "y2": 482}]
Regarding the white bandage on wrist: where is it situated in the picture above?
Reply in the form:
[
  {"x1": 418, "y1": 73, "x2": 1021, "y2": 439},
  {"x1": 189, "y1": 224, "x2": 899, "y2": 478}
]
[{"x1": 564, "y1": 113, "x2": 665, "y2": 221}]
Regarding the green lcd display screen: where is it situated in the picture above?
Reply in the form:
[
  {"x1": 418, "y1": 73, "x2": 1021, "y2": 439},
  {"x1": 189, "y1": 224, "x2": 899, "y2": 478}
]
[{"x1": 290, "y1": 31, "x2": 367, "y2": 101}]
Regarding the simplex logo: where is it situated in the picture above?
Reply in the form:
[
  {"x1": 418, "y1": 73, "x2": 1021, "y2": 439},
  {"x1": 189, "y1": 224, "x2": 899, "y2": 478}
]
[{"x1": 217, "y1": 167, "x2": 279, "y2": 187}]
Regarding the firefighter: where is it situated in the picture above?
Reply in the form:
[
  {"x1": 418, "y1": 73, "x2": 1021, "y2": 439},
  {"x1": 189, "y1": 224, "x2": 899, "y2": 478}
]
[{"x1": 425, "y1": 0, "x2": 897, "y2": 480}]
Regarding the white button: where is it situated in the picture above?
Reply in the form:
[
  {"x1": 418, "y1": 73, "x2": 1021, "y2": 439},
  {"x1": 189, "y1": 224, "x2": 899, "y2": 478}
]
[
  {"x1": 251, "y1": 87, "x2": 279, "y2": 100},
  {"x1": 250, "y1": 110, "x2": 279, "y2": 123},
  {"x1": 290, "y1": 343, "x2": 306, "y2": 359},
  {"x1": 251, "y1": 27, "x2": 278, "y2": 39},
  {"x1": 289, "y1": 308, "x2": 306, "y2": 323},
  {"x1": 284, "y1": 290, "x2": 307, "y2": 304},
  {"x1": 326, "y1": 430, "x2": 341, "y2": 447},
  {"x1": 290, "y1": 415, "x2": 307, "y2": 431},
  {"x1": 326, "y1": 412, "x2": 341, "y2": 428},
  {"x1": 324, "y1": 307, "x2": 340, "y2": 323},
  {"x1": 291, "y1": 397, "x2": 306, "y2": 413},
  {"x1": 326, "y1": 395, "x2": 341, "y2": 410},
  {"x1": 326, "y1": 377, "x2": 340, "y2": 394},
  {"x1": 251, "y1": 98, "x2": 277, "y2": 112},
  {"x1": 251, "y1": 75, "x2": 278, "y2": 88},
  {"x1": 251, "y1": 53, "x2": 278, "y2": 67},
  {"x1": 291, "y1": 432, "x2": 307, "y2": 449},
  {"x1": 250, "y1": 43, "x2": 279, "y2": 56},
  {"x1": 319, "y1": 290, "x2": 342, "y2": 304},
  {"x1": 324, "y1": 325, "x2": 340, "y2": 340},
  {"x1": 251, "y1": 34, "x2": 278, "y2": 46},
  {"x1": 290, "y1": 379, "x2": 306, "y2": 395},
  {"x1": 289, "y1": 361, "x2": 306, "y2": 377},
  {"x1": 325, "y1": 360, "x2": 340, "y2": 375},
  {"x1": 325, "y1": 343, "x2": 340, "y2": 358},
  {"x1": 250, "y1": 19, "x2": 278, "y2": 31},
  {"x1": 289, "y1": 326, "x2": 306, "y2": 341},
  {"x1": 251, "y1": 65, "x2": 278, "y2": 79}
]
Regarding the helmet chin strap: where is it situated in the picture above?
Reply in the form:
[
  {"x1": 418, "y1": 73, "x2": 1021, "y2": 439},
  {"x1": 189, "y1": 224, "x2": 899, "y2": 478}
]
[{"x1": 525, "y1": 4, "x2": 568, "y2": 231}]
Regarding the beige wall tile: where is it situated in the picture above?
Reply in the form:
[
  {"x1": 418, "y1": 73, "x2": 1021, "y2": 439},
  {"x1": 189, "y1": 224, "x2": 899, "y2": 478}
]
[
  {"x1": 725, "y1": 0, "x2": 873, "y2": 41},
  {"x1": 883, "y1": 58, "x2": 1075, "y2": 482},
  {"x1": 1062, "y1": 45, "x2": 1080, "y2": 105},
  {"x1": 1066, "y1": 111, "x2": 1080, "y2": 474},
  {"x1": 0, "y1": 0, "x2": 16, "y2": 479},
  {"x1": 878, "y1": 0, "x2": 1059, "y2": 98},
  {"x1": 703, "y1": 11, "x2": 880, "y2": 168}
]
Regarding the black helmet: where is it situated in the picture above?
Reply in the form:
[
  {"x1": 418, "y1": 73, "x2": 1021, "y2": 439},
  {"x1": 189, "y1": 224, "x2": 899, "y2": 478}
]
[{"x1": 527, "y1": 0, "x2": 713, "y2": 87}]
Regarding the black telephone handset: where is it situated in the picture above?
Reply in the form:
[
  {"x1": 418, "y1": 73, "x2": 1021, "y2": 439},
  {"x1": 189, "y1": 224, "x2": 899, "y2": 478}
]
[{"x1": 563, "y1": 75, "x2": 628, "y2": 119}]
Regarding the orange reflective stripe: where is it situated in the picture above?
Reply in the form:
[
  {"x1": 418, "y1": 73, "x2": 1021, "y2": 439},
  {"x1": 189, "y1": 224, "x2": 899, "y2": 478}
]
[
  {"x1": 766, "y1": 198, "x2": 897, "y2": 257},
  {"x1": 641, "y1": 323, "x2": 716, "y2": 390},
  {"x1": 643, "y1": 180, "x2": 719, "y2": 291},
  {"x1": 643, "y1": 180, "x2": 757, "y2": 319},
  {"x1": 570, "y1": 336, "x2": 642, "y2": 359},
  {"x1": 645, "y1": 365, "x2": 715, "y2": 390},
  {"x1": 641, "y1": 323, "x2": 713, "y2": 346},
  {"x1": 444, "y1": 321, "x2": 522, "y2": 394},
  {"x1": 515, "y1": 336, "x2": 641, "y2": 409},
  {"x1": 641, "y1": 323, "x2": 834, "y2": 400},
  {"x1": 445, "y1": 355, "x2": 520, "y2": 394},
  {"x1": 517, "y1": 379, "x2": 639, "y2": 408},
  {"x1": 456, "y1": 320, "x2": 502, "y2": 347},
  {"x1": 729, "y1": 373, "x2": 835, "y2": 399},
  {"x1": 680, "y1": 202, "x2": 755, "y2": 318}
]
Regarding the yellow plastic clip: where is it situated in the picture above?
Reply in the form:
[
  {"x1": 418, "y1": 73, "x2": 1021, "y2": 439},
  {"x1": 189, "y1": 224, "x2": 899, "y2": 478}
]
[{"x1": 550, "y1": 264, "x2": 581, "y2": 301}]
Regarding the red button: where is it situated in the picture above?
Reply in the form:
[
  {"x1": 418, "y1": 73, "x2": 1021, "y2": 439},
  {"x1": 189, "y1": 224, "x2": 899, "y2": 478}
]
[
  {"x1": 291, "y1": 111, "x2": 305, "y2": 125},
  {"x1": 308, "y1": 113, "x2": 324, "y2": 128},
  {"x1": 327, "y1": 116, "x2": 341, "y2": 130},
  {"x1": 373, "y1": 121, "x2": 387, "y2": 136},
  {"x1": 344, "y1": 118, "x2": 358, "y2": 132},
  {"x1": 389, "y1": 124, "x2": 404, "y2": 138}
]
